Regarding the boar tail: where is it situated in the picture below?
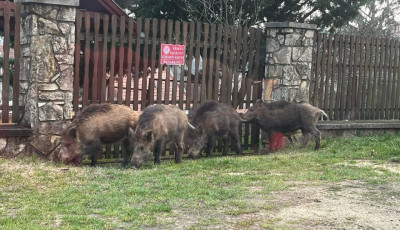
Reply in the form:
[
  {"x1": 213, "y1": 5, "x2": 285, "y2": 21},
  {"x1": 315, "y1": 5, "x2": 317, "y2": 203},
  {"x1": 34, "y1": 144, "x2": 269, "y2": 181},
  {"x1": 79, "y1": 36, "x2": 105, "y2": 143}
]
[
  {"x1": 319, "y1": 109, "x2": 329, "y2": 121},
  {"x1": 187, "y1": 121, "x2": 196, "y2": 130}
]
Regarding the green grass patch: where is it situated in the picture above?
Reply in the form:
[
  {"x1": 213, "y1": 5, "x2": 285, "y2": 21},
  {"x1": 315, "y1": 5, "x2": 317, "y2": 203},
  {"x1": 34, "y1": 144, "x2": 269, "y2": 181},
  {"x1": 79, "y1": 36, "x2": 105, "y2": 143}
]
[{"x1": 1, "y1": 133, "x2": 400, "y2": 229}]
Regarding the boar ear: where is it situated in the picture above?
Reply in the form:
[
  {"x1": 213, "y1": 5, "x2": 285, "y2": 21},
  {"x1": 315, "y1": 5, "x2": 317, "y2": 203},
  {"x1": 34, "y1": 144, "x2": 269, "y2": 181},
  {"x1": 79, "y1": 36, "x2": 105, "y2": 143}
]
[
  {"x1": 255, "y1": 99, "x2": 263, "y2": 108},
  {"x1": 144, "y1": 130, "x2": 153, "y2": 141}
]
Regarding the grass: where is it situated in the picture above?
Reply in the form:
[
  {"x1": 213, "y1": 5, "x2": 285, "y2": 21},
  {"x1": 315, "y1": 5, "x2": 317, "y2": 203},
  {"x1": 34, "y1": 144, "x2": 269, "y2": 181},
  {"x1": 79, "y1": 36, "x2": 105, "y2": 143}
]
[{"x1": 1, "y1": 133, "x2": 400, "y2": 229}]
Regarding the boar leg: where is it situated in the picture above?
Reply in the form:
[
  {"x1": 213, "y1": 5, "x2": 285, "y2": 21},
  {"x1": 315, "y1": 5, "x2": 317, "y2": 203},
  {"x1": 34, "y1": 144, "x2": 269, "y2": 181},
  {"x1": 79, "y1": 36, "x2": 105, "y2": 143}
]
[
  {"x1": 85, "y1": 141, "x2": 102, "y2": 166},
  {"x1": 174, "y1": 135, "x2": 184, "y2": 163},
  {"x1": 122, "y1": 138, "x2": 131, "y2": 167},
  {"x1": 311, "y1": 128, "x2": 321, "y2": 150},
  {"x1": 221, "y1": 136, "x2": 229, "y2": 156},
  {"x1": 205, "y1": 135, "x2": 216, "y2": 157},
  {"x1": 230, "y1": 130, "x2": 243, "y2": 155},
  {"x1": 154, "y1": 140, "x2": 166, "y2": 165},
  {"x1": 301, "y1": 131, "x2": 310, "y2": 148}
]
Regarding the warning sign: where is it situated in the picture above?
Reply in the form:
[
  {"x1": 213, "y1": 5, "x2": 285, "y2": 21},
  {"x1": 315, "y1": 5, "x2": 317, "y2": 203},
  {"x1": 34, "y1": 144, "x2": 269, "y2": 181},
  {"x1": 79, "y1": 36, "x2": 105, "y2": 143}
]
[{"x1": 160, "y1": 44, "x2": 186, "y2": 65}]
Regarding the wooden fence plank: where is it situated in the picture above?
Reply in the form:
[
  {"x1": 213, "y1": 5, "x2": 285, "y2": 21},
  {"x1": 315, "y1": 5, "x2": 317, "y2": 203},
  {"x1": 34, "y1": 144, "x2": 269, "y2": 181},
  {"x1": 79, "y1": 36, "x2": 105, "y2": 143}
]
[
  {"x1": 141, "y1": 18, "x2": 150, "y2": 108},
  {"x1": 334, "y1": 35, "x2": 343, "y2": 119},
  {"x1": 220, "y1": 25, "x2": 229, "y2": 103},
  {"x1": 380, "y1": 39, "x2": 390, "y2": 119},
  {"x1": 108, "y1": 15, "x2": 117, "y2": 104},
  {"x1": 157, "y1": 19, "x2": 166, "y2": 104},
  {"x1": 92, "y1": 13, "x2": 100, "y2": 104},
  {"x1": 356, "y1": 37, "x2": 365, "y2": 120},
  {"x1": 82, "y1": 12, "x2": 91, "y2": 108},
  {"x1": 329, "y1": 34, "x2": 338, "y2": 119},
  {"x1": 387, "y1": 40, "x2": 394, "y2": 118},
  {"x1": 200, "y1": 23, "x2": 209, "y2": 104},
  {"x1": 213, "y1": 25, "x2": 223, "y2": 101},
  {"x1": 313, "y1": 33, "x2": 322, "y2": 106},
  {"x1": 376, "y1": 39, "x2": 386, "y2": 119},
  {"x1": 133, "y1": 18, "x2": 142, "y2": 110},
  {"x1": 149, "y1": 18, "x2": 157, "y2": 106},
  {"x1": 186, "y1": 22, "x2": 195, "y2": 109},
  {"x1": 360, "y1": 38, "x2": 370, "y2": 120},
  {"x1": 227, "y1": 26, "x2": 236, "y2": 105},
  {"x1": 232, "y1": 26, "x2": 242, "y2": 108},
  {"x1": 371, "y1": 38, "x2": 381, "y2": 119},
  {"x1": 318, "y1": 33, "x2": 327, "y2": 109},
  {"x1": 165, "y1": 19, "x2": 173, "y2": 105},
  {"x1": 12, "y1": 2, "x2": 21, "y2": 123},
  {"x1": 117, "y1": 16, "x2": 125, "y2": 105},
  {"x1": 238, "y1": 27, "x2": 248, "y2": 107},
  {"x1": 207, "y1": 24, "x2": 216, "y2": 101},
  {"x1": 350, "y1": 36, "x2": 359, "y2": 120},
  {"x1": 1, "y1": 0, "x2": 10, "y2": 123},
  {"x1": 366, "y1": 38, "x2": 375, "y2": 120},
  {"x1": 193, "y1": 22, "x2": 201, "y2": 109},
  {"x1": 125, "y1": 18, "x2": 134, "y2": 107},
  {"x1": 394, "y1": 40, "x2": 400, "y2": 119},
  {"x1": 179, "y1": 21, "x2": 188, "y2": 109},
  {"x1": 172, "y1": 21, "x2": 180, "y2": 105},
  {"x1": 324, "y1": 33, "x2": 333, "y2": 114},
  {"x1": 100, "y1": 15, "x2": 109, "y2": 104},
  {"x1": 73, "y1": 11, "x2": 82, "y2": 111}
]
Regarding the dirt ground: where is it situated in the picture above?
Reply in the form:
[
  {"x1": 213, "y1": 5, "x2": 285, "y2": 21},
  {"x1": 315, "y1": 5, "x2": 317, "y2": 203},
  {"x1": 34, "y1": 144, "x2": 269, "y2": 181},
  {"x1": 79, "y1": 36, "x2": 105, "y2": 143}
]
[{"x1": 165, "y1": 161, "x2": 400, "y2": 230}]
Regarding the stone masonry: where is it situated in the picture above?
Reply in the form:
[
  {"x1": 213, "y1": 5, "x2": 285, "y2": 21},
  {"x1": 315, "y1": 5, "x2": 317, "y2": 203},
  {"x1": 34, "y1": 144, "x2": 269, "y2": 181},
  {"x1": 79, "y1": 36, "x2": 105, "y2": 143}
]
[
  {"x1": 9, "y1": 0, "x2": 78, "y2": 160},
  {"x1": 263, "y1": 22, "x2": 317, "y2": 102}
]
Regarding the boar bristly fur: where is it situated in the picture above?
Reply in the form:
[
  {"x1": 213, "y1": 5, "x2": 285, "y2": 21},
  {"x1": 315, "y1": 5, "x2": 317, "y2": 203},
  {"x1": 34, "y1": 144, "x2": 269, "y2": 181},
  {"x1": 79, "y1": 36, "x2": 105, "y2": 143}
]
[
  {"x1": 185, "y1": 101, "x2": 243, "y2": 158},
  {"x1": 58, "y1": 103, "x2": 140, "y2": 166},
  {"x1": 130, "y1": 104, "x2": 191, "y2": 168},
  {"x1": 243, "y1": 99, "x2": 327, "y2": 151}
]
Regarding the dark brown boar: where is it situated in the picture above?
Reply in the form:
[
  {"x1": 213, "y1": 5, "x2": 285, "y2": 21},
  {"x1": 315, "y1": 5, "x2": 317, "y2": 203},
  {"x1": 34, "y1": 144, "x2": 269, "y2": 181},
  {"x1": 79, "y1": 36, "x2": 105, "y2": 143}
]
[
  {"x1": 130, "y1": 104, "x2": 192, "y2": 168},
  {"x1": 242, "y1": 99, "x2": 327, "y2": 151},
  {"x1": 58, "y1": 103, "x2": 140, "y2": 166},
  {"x1": 185, "y1": 101, "x2": 243, "y2": 158}
]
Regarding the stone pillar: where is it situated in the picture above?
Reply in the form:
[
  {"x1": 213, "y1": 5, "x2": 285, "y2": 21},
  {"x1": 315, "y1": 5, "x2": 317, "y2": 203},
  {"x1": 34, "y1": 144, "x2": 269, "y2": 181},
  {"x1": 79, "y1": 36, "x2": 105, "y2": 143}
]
[
  {"x1": 264, "y1": 22, "x2": 317, "y2": 102},
  {"x1": 16, "y1": 0, "x2": 78, "y2": 159}
]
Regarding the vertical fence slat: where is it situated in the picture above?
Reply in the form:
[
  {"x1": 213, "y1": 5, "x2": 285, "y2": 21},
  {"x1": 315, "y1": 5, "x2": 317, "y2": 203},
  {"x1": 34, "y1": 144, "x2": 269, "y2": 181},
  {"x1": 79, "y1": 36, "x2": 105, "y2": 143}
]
[
  {"x1": 141, "y1": 18, "x2": 150, "y2": 108},
  {"x1": 157, "y1": 19, "x2": 166, "y2": 104},
  {"x1": 117, "y1": 16, "x2": 126, "y2": 105},
  {"x1": 82, "y1": 12, "x2": 91, "y2": 108},
  {"x1": 324, "y1": 33, "x2": 333, "y2": 115},
  {"x1": 238, "y1": 27, "x2": 248, "y2": 107},
  {"x1": 232, "y1": 26, "x2": 242, "y2": 109},
  {"x1": 92, "y1": 13, "x2": 100, "y2": 104},
  {"x1": 1, "y1": 0, "x2": 10, "y2": 123},
  {"x1": 179, "y1": 22, "x2": 188, "y2": 109},
  {"x1": 396, "y1": 41, "x2": 400, "y2": 119},
  {"x1": 149, "y1": 18, "x2": 157, "y2": 106},
  {"x1": 73, "y1": 11, "x2": 82, "y2": 111},
  {"x1": 380, "y1": 39, "x2": 390, "y2": 119},
  {"x1": 356, "y1": 37, "x2": 365, "y2": 119},
  {"x1": 207, "y1": 24, "x2": 216, "y2": 101},
  {"x1": 318, "y1": 34, "x2": 327, "y2": 110},
  {"x1": 192, "y1": 22, "x2": 201, "y2": 109},
  {"x1": 172, "y1": 21, "x2": 180, "y2": 105},
  {"x1": 100, "y1": 15, "x2": 109, "y2": 104},
  {"x1": 360, "y1": 38, "x2": 370, "y2": 120},
  {"x1": 386, "y1": 40, "x2": 394, "y2": 118},
  {"x1": 371, "y1": 38, "x2": 381, "y2": 119},
  {"x1": 220, "y1": 25, "x2": 229, "y2": 103},
  {"x1": 394, "y1": 40, "x2": 400, "y2": 119},
  {"x1": 200, "y1": 23, "x2": 209, "y2": 104},
  {"x1": 213, "y1": 25, "x2": 223, "y2": 101},
  {"x1": 376, "y1": 39, "x2": 385, "y2": 119},
  {"x1": 329, "y1": 34, "x2": 338, "y2": 119},
  {"x1": 108, "y1": 15, "x2": 117, "y2": 104},
  {"x1": 313, "y1": 33, "x2": 322, "y2": 106},
  {"x1": 12, "y1": 2, "x2": 21, "y2": 123},
  {"x1": 133, "y1": 18, "x2": 142, "y2": 110},
  {"x1": 165, "y1": 20, "x2": 173, "y2": 105},
  {"x1": 227, "y1": 26, "x2": 236, "y2": 105},
  {"x1": 125, "y1": 18, "x2": 134, "y2": 107},
  {"x1": 185, "y1": 22, "x2": 194, "y2": 109},
  {"x1": 350, "y1": 36, "x2": 359, "y2": 120},
  {"x1": 334, "y1": 35, "x2": 343, "y2": 120},
  {"x1": 366, "y1": 38, "x2": 375, "y2": 120}
]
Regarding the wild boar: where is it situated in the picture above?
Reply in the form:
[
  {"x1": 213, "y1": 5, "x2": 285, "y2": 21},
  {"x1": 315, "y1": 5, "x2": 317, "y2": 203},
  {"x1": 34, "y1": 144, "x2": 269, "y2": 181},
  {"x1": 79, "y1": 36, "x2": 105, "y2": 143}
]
[
  {"x1": 130, "y1": 104, "x2": 193, "y2": 168},
  {"x1": 242, "y1": 99, "x2": 328, "y2": 151},
  {"x1": 185, "y1": 101, "x2": 243, "y2": 158},
  {"x1": 58, "y1": 103, "x2": 140, "y2": 166}
]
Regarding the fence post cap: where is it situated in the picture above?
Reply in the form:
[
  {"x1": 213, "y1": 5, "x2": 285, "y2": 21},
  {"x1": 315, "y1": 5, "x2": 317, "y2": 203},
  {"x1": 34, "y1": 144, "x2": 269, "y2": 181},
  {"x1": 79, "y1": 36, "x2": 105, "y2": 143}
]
[
  {"x1": 14, "y1": 0, "x2": 79, "y2": 6},
  {"x1": 265, "y1": 22, "x2": 317, "y2": 30}
]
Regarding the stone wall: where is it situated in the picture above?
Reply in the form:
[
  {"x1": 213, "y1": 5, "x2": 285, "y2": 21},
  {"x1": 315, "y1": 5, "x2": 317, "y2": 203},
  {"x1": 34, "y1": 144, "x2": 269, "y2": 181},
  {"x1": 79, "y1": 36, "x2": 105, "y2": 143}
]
[
  {"x1": 263, "y1": 22, "x2": 316, "y2": 102},
  {"x1": 1, "y1": 1, "x2": 77, "y2": 160}
]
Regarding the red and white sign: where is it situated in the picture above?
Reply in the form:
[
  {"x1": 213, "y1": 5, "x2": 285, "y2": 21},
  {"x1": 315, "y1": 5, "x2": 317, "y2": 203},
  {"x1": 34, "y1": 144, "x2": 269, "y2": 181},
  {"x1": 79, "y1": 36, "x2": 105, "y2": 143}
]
[{"x1": 160, "y1": 44, "x2": 185, "y2": 65}]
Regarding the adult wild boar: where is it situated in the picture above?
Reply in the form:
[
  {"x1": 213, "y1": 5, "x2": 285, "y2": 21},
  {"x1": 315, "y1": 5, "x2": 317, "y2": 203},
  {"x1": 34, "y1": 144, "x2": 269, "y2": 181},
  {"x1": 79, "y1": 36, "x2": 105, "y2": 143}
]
[
  {"x1": 58, "y1": 103, "x2": 140, "y2": 166},
  {"x1": 242, "y1": 99, "x2": 327, "y2": 151},
  {"x1": 185, "y1": 101, "x2": 243, "y2": 158},
  {"x1": 130, "y1": 104, "x2": 193, "y2": 168}
]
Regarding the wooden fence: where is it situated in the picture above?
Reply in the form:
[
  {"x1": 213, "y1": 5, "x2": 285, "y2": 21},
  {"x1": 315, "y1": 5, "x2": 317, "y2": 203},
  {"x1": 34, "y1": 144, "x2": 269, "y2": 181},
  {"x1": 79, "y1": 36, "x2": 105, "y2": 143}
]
[
  {"x1": 310, "y1": 33, "x2": 400, "y2": 120},
  {"x1": 74, "y1": 11, "x2": 265, "y2": 160},
  {"x1": 0, "y1": 0, "x2": 20, "y2": 124}
]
